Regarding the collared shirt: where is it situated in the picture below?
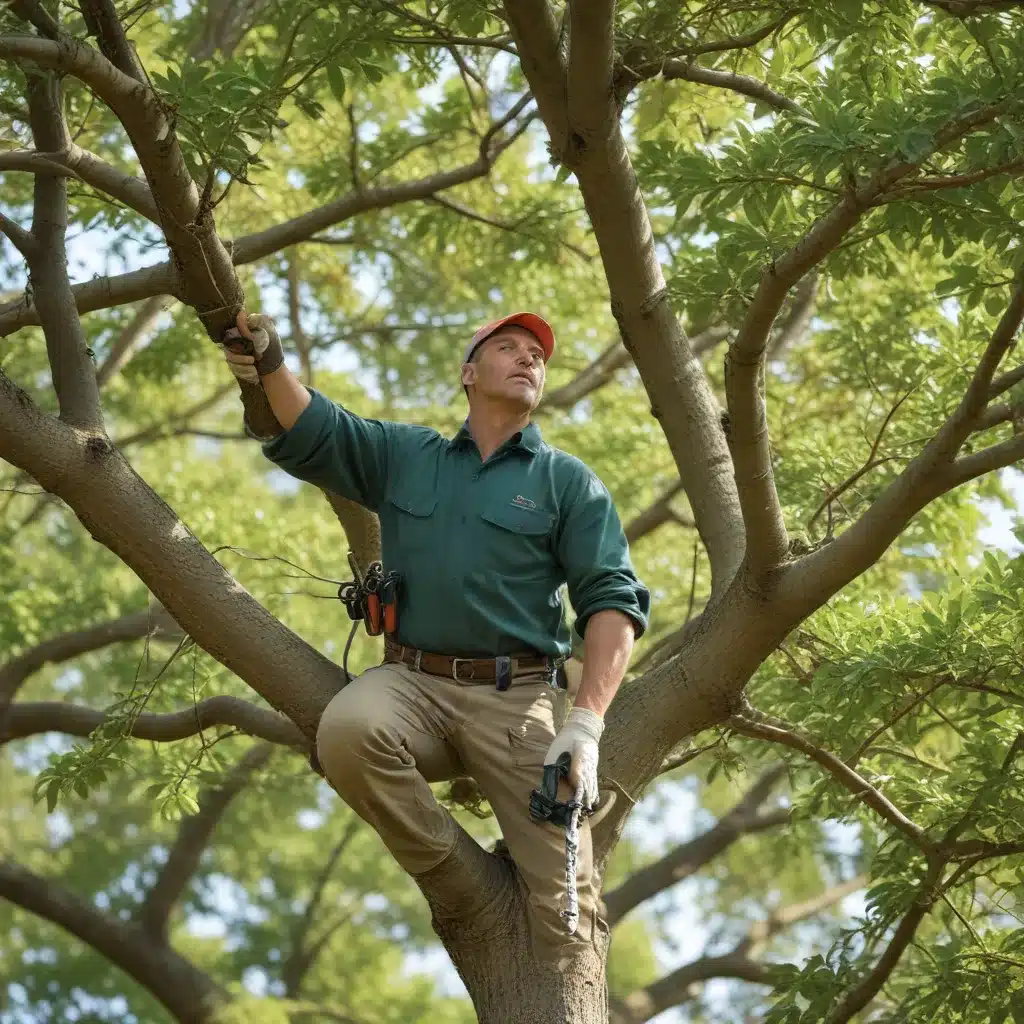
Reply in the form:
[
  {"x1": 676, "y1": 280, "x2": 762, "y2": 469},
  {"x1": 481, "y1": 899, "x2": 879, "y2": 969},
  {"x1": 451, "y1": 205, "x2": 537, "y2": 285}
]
[{"x1": 263, "y1": 389, "x2": 650, "y2": 659}]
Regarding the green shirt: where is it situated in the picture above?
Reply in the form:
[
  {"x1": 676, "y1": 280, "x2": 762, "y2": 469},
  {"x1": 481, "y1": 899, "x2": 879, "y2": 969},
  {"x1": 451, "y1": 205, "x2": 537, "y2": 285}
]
[{"x1": 263, "y1": 389, "x2": 650, "y2": 659}]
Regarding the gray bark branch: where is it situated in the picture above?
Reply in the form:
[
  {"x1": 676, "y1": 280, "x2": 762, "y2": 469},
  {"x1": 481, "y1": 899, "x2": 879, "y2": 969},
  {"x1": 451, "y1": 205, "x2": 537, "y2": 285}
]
[
  {"x1": 26, "y1": 70, "x2": 104, "y2": 431},
  {"x1": 728, "y1": 712, "x2": 928, "y2": 847},
  {"x1": 0, "y1": 858, "x2": 224, "y2": 1023},
  {"x1": 0, "y1": 145, "x2": 160, "y2": 222},
  {"x1": 660, "y1": 61, "x2": 810, "y2": 117},
  {"x1": 0, "y1": 605, "x2": 180, "y2": 712},
  {"x1": 1, "y1": 696, "x2": 309, "y2": 749}
]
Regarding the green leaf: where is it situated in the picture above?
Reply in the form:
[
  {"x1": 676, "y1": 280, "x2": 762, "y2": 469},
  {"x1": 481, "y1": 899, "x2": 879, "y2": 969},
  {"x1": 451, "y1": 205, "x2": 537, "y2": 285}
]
[{"x1": 326, "y1": 64, "x2": 347, "y2": 103}]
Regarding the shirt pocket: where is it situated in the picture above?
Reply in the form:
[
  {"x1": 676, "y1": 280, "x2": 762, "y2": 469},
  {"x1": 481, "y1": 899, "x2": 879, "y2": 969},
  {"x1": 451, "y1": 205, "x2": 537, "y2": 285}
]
[
  {"x1": 386, "y1": 481, "x2": 438, "y2": 555},
  {"x1": 479, "y1": 501, "x2": 556, "y2": 579}
]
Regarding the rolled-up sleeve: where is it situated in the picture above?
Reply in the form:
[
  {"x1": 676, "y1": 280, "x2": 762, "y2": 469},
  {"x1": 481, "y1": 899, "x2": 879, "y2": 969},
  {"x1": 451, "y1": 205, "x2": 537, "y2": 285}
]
[
  {"x1": 261, "y1": 389, "x2": 390, "y2": 510},
  {"x1": 557, "y1": 467, "x2": 651, "y2": 640}
]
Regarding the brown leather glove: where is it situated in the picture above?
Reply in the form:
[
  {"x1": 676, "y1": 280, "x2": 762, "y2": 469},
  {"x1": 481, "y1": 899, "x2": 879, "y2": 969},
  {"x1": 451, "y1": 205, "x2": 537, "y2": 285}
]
[{"x1": 221, "y1": 312, "x2": 286, "y2": 381}]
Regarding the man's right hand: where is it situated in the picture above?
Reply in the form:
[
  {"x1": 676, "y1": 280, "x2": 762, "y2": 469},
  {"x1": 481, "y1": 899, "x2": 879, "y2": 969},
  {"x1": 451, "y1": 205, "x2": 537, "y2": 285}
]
[{"x1": 220, "y1": 311, "x2": 286, "y2": 383}]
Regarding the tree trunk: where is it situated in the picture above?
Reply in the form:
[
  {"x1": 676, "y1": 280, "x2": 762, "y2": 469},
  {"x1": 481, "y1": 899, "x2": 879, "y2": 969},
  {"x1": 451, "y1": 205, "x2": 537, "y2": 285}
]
[{"x1": 430, "y1": 858, "x2": 610, "y2": 1023}]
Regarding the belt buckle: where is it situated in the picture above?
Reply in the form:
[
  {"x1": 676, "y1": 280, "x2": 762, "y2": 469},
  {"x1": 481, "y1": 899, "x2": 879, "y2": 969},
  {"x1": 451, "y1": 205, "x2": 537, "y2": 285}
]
[{"x1": 451, "y1": 657, "x2": 473, "y2": 682}]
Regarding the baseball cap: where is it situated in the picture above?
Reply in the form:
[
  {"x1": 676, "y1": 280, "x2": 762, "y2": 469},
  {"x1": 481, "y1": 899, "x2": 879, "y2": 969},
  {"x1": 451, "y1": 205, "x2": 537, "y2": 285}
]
[{"x1": 463, "y1": 312, "x2": 556, "y2": 365}]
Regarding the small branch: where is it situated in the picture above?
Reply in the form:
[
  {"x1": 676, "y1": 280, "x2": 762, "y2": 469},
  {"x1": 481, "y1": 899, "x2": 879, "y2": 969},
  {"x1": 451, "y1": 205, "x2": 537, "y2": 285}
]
[
  {"x1": 683, "y1": 11, "x2": 801, "y2": 57},
  {"x1": 616, "y1": 873, "x2": 865, "y2": 1022},
  {"x1": 987, "y1": 362, "x2": 1024, "y2": 401},
  {"x1": 660, "y1": 60, "x2": 810, "y2": 118},
  {"x1": 9, "y1": 0, "x2": 60, "y2": 38},
  {"x1": 0, "y1": 211, "x2": 38, "y2": 258},
  {"x1": 139, "y1": 744, "x2": 274, "y2": 941},
  {"x1": 427, "y1": 194, "x2": 592, "y2": 261},
  {"x1": 605, "y1": 764, "x2": 788, "y2": 925},
  {"x1": 0, "y1": 859, "x2": 224, "y2": 1021},
  {"x1": 0, "y1": 605, "x2": 180, "y2": 712},
  {"x1": 728, "y1": 712, "x2": 929, "y2": 848},
  {"x1": 767, "y1": 271, "x2": 818, "y2": 359},
  {"x1": 115, "y1": 383, "x2": 235, "y2": 450},
  {"x1": 825, "y1": 861, "x2": 946, "y2": 1024},
  {"x1": 808, "y1": 390, "x2": 912, "y2": 529},
  {"x1": 282, "y1": 818, "x2": 360, "y2": 996},
  {"x1": 1, "y1": 696, "x2": 309, "y2": 749},
  {"x1": 624, "y1": 480, "x2": 692, "y2": 544},
  {"x1": 95, "y1": 295, "x2": 175, "y2": 387},
  {"x1": 539, "y1": 325, "x2": 728, "y2": 412}
]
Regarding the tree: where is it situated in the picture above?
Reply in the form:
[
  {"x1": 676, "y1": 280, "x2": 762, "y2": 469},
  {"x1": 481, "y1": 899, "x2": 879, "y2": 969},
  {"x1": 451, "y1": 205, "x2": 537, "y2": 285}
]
[{"x1": 2, "y1": 1, "x2": 1024, "y2": 1022}]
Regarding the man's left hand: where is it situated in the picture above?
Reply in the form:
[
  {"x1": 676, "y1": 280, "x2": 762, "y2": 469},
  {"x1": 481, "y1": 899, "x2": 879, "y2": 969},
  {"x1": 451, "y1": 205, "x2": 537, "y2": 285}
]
[{"x1": 544, "y1": 707, "x2": 603, "y2": 810}]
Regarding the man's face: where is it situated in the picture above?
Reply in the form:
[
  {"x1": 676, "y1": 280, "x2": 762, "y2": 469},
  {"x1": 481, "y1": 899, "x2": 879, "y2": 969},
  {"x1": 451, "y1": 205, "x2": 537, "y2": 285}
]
[{"x1": 462, "y1": 326, "x2": 547, "y2": 411}]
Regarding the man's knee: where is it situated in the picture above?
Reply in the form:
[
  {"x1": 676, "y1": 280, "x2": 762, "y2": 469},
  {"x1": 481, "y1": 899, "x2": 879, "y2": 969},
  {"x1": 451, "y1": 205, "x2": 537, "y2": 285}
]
[{"x1": 315, "y1": 680, "x2": 393, "y2": 783}]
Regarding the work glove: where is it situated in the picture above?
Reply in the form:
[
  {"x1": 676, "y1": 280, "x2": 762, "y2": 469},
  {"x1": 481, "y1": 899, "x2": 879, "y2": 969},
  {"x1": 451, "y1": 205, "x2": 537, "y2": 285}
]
[
  {"x1": 220, "y1": 312, "x2": 285, "y2": 383},
  {"x1": 543, "y1": 707, "x2": 603, "y2": 811}
]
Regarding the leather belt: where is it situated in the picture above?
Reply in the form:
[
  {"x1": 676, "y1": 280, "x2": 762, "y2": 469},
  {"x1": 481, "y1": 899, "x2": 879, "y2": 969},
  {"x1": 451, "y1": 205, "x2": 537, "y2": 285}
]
[{"x1": 384, "y1": 638, "x2": 555, "y2": 683}]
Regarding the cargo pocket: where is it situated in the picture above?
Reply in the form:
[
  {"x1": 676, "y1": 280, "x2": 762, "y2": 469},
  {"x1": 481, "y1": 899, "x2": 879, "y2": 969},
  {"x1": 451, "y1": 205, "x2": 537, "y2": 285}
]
[{"x1": 507, "y1": 690, "x2": 557, "y2": 767}]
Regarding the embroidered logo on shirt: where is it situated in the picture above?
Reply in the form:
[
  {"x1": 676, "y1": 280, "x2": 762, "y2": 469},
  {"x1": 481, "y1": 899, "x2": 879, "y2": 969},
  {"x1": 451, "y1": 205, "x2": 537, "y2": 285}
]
[{"x1": 512, "y1": 494, "x2": 537, "y2": 510}]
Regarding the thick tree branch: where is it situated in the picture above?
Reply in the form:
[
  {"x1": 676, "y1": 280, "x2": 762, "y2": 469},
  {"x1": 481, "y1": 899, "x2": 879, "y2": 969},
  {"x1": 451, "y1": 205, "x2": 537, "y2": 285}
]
[
  {"x1": 139, "y1": 744, "x2": 274, "y2": 941},
  {"x1": 726, "y1": 100, "x2": 1012, "y2": 578},
  {"x1": 1, "y1": 696, "x2": 309, "y2": 749},
  {"x1": 0, "y1": 605, "x2": 180, "y2": 711},
  {"x1": 80, "y1": 0, "x2": 147, "y2": 82},
  {"x1": 501, "y1": 1, "x2": 567, "y2": 148},
  {"x1": 784, "y1": 269, "x2": 1024, "y2": 608},
  {"x1": 509, "y1": 2, "x2": 747, "y2": 595},
  {"x1": 1, "y1": 372, "x2": 342, "y2": 738},
  {"x1": 0, "y1": 859, "x2": 224, "y2": 1022},
  {"x1": 660, "y1": 61, "x2": 810, "y2": 117},
  {"x1": 0, "y1": 109, "x2": 534, "y2": 335},
  {"x1": 728, "y1": 712, "x2": 929, "y2": 848},
  {"x1": 604, "y1": 764, "x2": 788, "y2": 925},
  {"x1": 567, "y1": 0, "x2": 615, "y2": 139},
  {"x1": 26, "y1": 70, "x2": 104, "y2": 431},
  {"x1": 0, "y1": 146, "x2": 159, "y2": 222}
]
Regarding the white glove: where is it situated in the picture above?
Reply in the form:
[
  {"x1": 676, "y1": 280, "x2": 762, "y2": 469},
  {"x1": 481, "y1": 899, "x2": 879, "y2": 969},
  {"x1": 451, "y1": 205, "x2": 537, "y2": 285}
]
[{"x1": 544, "y1": 707, "x2": 604, "y2": 811}]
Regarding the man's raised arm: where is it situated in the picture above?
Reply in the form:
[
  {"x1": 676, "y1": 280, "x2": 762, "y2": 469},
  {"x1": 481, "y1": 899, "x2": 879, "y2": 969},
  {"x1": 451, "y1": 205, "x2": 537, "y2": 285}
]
[{"x1": 218, "y1": 312, "x2": 390, "y2": 512}]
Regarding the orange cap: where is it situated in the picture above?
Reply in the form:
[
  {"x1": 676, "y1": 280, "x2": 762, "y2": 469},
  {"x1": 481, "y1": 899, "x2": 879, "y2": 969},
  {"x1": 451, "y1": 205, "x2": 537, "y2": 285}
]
[{"x1": 463, "y1": 312, "x2": 555, "y2": 364}]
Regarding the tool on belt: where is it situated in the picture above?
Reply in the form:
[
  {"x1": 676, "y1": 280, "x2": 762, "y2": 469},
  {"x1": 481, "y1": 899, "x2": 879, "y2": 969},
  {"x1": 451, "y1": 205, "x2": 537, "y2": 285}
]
[
  {"x1": 338, "y1": 553, "x2": 402, "y2": 681},
  {"x1": 529, "y1": 751, "x2": 588, "y2": 934}
]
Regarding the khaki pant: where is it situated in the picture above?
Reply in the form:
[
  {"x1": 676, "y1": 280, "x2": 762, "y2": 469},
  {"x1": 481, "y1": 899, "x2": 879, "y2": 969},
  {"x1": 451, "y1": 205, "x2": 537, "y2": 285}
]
[{"x1": 315, "y1": 661, "x2": 601, "y2": 959}]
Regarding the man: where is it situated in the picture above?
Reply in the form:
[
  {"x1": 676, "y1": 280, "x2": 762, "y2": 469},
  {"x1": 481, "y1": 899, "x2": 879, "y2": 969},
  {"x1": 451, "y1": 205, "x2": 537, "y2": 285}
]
[{"x1": 220, "y1": 310, "x2": 650, "y2": 962}]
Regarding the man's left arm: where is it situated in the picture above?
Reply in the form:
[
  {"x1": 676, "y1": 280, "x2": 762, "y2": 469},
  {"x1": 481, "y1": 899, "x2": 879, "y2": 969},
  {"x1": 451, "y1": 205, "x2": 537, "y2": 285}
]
[{"x1": 544, "y1": 468, "x2": 651, "y2": 806}]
